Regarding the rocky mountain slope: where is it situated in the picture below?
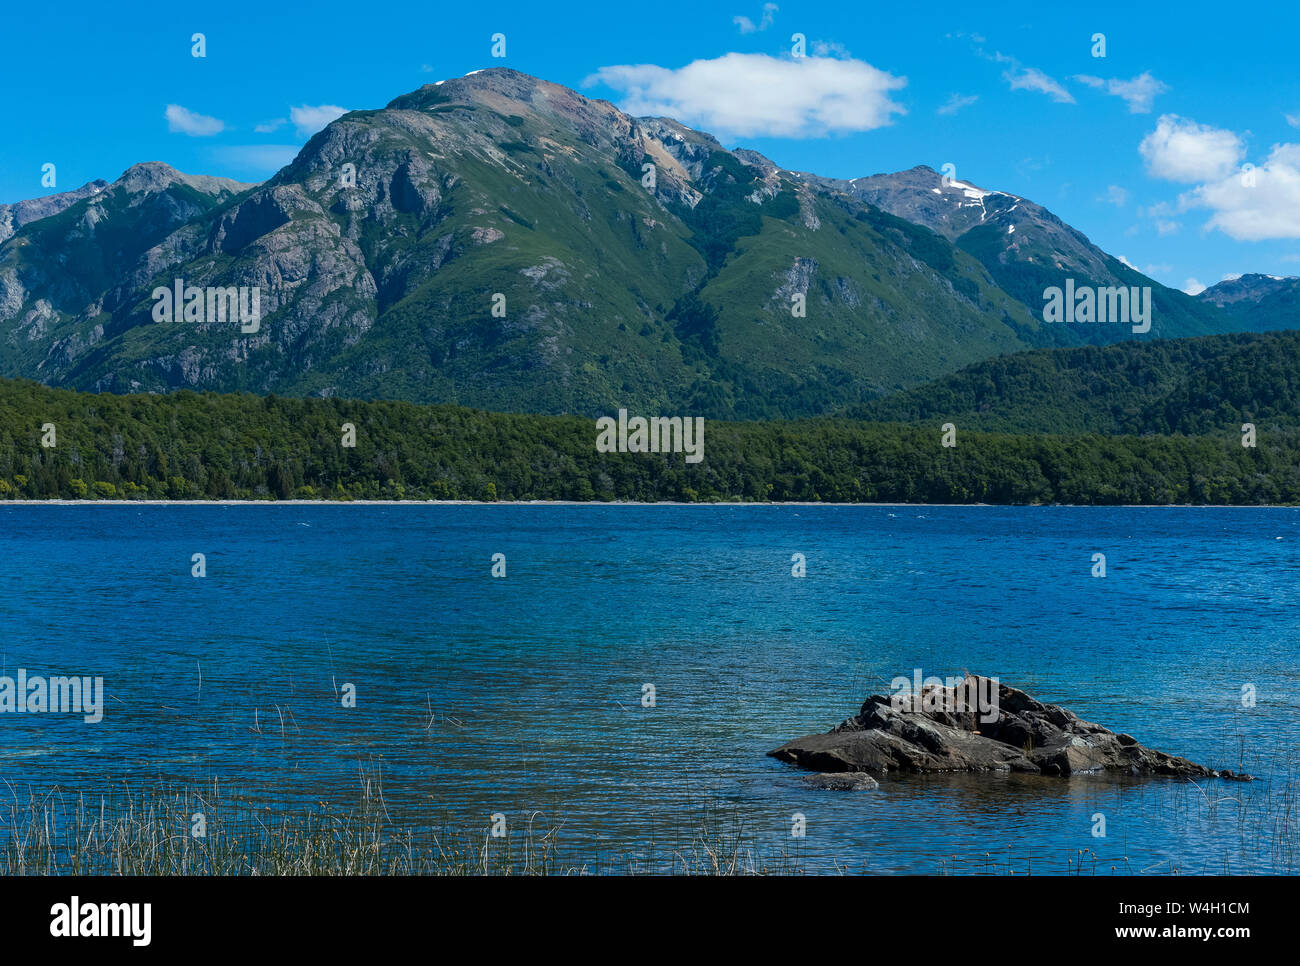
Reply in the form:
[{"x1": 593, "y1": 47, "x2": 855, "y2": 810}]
[
  {"x1": 0, "y1": 70, "x2": 1283, "y2": 418},
  {"x1": 1197, "y1": 273, "x2": 1300, "y2": 331},
  {"x1": 837, "y1": 165, "x2": 1255, "y2": 345},
  {"x1": 0, "y1": 178, "x2": 110, "y2": 245}
]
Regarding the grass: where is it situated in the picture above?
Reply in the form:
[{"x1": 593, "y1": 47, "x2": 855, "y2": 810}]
[
  {"x1": 3, "y1": 750, "x2": 1295, "y2": 876},
  {"x1": 0, "y1": 774, "x2": 803, "y2": 876}
]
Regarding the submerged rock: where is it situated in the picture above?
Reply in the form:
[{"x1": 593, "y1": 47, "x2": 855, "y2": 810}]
[
  {"x1": 801, "y1": 772, "x2": 880, "y2": 791},
  {"x1": 769, "y1": 676, "x2": 1252, "y2": 781}
]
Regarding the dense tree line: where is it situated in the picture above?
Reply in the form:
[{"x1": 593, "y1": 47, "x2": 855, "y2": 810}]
[
  {"x1": 0, "y1": 378, "x2": 1296, "y2": 504},
  {"x1": 852, "y1": 329, "x2": 1300, "y2": 436}
]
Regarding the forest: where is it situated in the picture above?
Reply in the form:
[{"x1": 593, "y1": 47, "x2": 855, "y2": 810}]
[{"x1": 1, "y1": 378, "x2": 1295, "y2": 504}]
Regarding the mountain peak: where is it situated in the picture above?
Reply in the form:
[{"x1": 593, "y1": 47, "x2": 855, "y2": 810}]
[
  {"x1": 0, "y1": 178, "x2": 110, "y2": 244},
  {"x1": 837, "y1": 164, "x2": 1023, "y2": 242},
  {"x1": 386, "y1": 67, "x2": 565, "y2": 111},
  {"x1": 1198, "y1": 272, "x2": 1300, "y2": 306},
  {"x1": 113, "y1": 162, "x2": 255, "y2": 197},
  {"x1": 851, "y1": 164, "x2": 1007, "y2": 198},
  {"x1": 0, "y1": 68, "x2": 1282, "y2": 418}
]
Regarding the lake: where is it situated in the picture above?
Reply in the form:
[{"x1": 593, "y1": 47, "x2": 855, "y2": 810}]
[{"x1": 0, "y1": 504, "x2": 1296, "y2": 874}]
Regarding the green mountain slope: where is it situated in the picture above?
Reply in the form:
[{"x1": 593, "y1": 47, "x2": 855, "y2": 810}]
[
  {"x1": 852, "y1": 329, "x2": 1300, "y2": 435},
  {"x1": 0, "y1": 164, "x2": 252, "y2": 383},
  {"x1": 0, "y1": 71, "x2": 1281, "y2": 419},
  {"x1": 838, "y1": 165, "x2": 1249, "y2": 345},
  {"x1": 0, "y1": 177, "x2": 111, "y2": 245},
  {"x1": 0, "y1": 70, "x2": 1040, "y2": 419}
]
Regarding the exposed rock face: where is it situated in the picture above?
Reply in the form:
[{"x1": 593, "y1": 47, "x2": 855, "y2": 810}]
[
  {"x1": 810, "y1": 164, "x2": 1249, "y2": 342},
  {"x1": 0, "y1": 69, "x2": 1054, "y2": 414},
  {"x1": 0, "y1": 70, "x2": 1268, "y2": 412},
  {"x1": 770, "y1": 677, "x2": 1252, "y2": 781},
  {"x1": 1195, "y1": 273, "x2": 1300, "y2": 332},
  {"x1": 0, "y1": 179, "x2": 110, "y2": 245},
  {"x1": 1197, "y1": 272, "x2": 1299, "y2": 307}
]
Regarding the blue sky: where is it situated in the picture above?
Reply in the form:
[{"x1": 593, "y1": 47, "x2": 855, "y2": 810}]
[{"x1": 3, "y1": 0, "x2": 1298, "y2": 293}]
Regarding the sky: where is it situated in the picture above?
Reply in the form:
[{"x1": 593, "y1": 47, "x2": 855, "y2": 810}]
[{"x1": 3, "y1": 0, "x2": 1298, "y2": 294}]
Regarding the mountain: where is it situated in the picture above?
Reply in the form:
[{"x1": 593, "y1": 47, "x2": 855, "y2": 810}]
[
  {"x1": 825, "y1": 164, "x2": 1023, "y2": 242},
  {"x1": 0, "y1": 71, "x2": 1042, "y2": 418},
  {"x1": 850, "y1": 329, "x2": 1300, "y2": 435},
  {"x1": 1199, "y1": 273, "x2": 1300, "y2": 306},
  {"x1": 0, "y1": 70, "x2": 1277, "y2": 419},
  {"x1": 1196, "y1": 273, "x2": 1300, "y2": 331},
  {"x1": 0, "y1": 163, "x2": 253, "y2": 384},
  {"x1": 0, "y1": 178, "x2": 110, "y2": 245},
  {"x1": 831, "y1": 165, "x2": 1246, "y2": 345}
]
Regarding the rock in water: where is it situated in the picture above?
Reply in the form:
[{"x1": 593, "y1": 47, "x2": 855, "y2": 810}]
[
  {"x1": 769, "y1": 676, "x2": 1252, "y2": 781},
  {"x1": 801, "y1": 772, "x2": 880, "y2": 791}
]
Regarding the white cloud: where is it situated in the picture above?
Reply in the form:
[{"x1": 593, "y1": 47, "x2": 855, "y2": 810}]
[
  {"x1": 1140, "y1": 199, "x2": 1177, "y2": 218},
  {"x1": 587, "y1": 53, "x2": 906, "y2": 138},
  {"x1": 1287, "y1": 113, "x2": 1300, "y2": 129},
  {"x1": 1156, "y1": 219, "x2": 1181, "y2": 235},
  {"x1": 1139, "y1": 114, "x2": 1244, "y2": 182},
  {"x1": 811, "y1": 39, "x2": 851, "y2": 58},
  {"x1": 290, "y1": 104, "x2": 349, "y2": 137},
  {"x1": 1103, "y1": 184, "x2": 1129, "y2": 206},
  {"x1": 937, "y1": 93, "x2": 978, "y2": 116},
  {"x1": 254, "y1": 118, "x2": 287, "y2": 134},
  {"x1": 733, "y1": 3, "x2": 777, "y2": 33},
  {"x1": 1182, "y1": 142, "x2": 1300, "y2": 240},
  {"x1": 993, "y1": 54, "x2": 1073, "y2": 103},
  {"x1": 1182, "y1": 278, "x2": 1206, "y2": 295},
  {"x1": 165, "y1": 104, "x2": 225, "y2": 137},
  {"x1": 1004, "y1": 66, "x2": 1074, "y2": 102},
  {"x1": 1108, "y1": 73, "x2": 1169, "y2": 114},
  {"x1": 1074, "y1": 72, "x2": 1168, "y2": 113}
]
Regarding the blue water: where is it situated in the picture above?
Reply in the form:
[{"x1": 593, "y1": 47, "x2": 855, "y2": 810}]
[{"x1": 0, "y1": 504, "x2": 1297, "y2": 874}]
